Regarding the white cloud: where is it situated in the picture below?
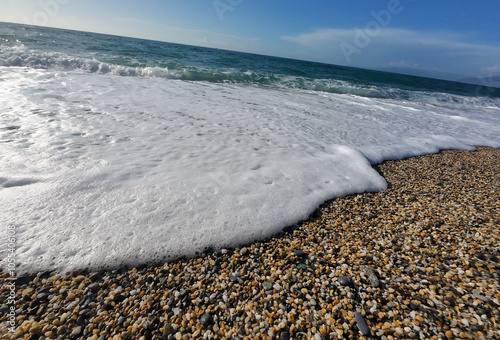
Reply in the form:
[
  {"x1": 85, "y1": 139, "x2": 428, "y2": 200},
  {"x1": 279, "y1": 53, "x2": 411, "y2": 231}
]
[
  {"x1": 481, "y1": 65, "x2": 500, "y2": 77},
  {"x1": 282, "y1": 27, "x2": 500, "y2": 55},
  {"x1": 282, "y1": 28, "x2": 352, "y2": 47},
  {"x1": 281, "y1": 27, "x2": 500, "y2": 76}
]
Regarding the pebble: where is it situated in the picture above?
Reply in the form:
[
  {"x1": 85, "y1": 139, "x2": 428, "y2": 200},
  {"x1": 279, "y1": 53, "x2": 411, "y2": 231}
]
[
  {"x1": 338, "y1": 276, "x2": 354, "y2": 287},
  {"x1": 1, "y1": 147, "x2": 499, "y2": 340},
  {"x1": 29, "y1": 325, "x2": 43, "y2": 335},
  {"x1": 362, "y1": 266, "x2": 380, "y2": 287},
  {"x1": 200, "y1": 313, "x2": 213, "y2": 327},
  {"x1": 71, "y1": 326, "x2": 82, "y2": 336},
  {"x1": 293, "y1": 250, "x2": 307, "y2": 257},
  {"x1": 354, "y1": 311, "x2": 371, "y2": 335},
  {"x1": 262, "y1": 281, "x2": 273, "y2": 291},
  {"x1": 16, "y1": 276, "x2": 30, "y2": 286},
  {"x1": 280, "y1": 331, "x2": 290, "y2": 340},
  {"x1": 88, "y1": 282, "x2": 100, "y2": 292}
]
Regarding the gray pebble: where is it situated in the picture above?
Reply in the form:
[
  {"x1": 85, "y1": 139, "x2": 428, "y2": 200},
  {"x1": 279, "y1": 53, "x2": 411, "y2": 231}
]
[
  {"x1": 354, "y1": 311, "x2": 371, "y2": 335},
  {"x1": 262, "y1": 281, "x2": 273, "y2": 291},
  {"x1": 118, "y1": 316, "x2": 126, "y2": 325},
  {"x1": 362, "y1": 266, "x2": 380, "y2": 287},
  {"x1": 16, "y1": 276, "x2": 30, "y2": 286},
  {"x1": 88, "y1": 282, "x2": 100, "y2": 292},
  {"x1": 200, "y1": 313, "x2": 213, "y2": 327},
  {"x1": 281, "y1": 331, "x2": 290, "y2": 340},
  {"x1": 293, "y1": 250, "x2": 306, "y2": 257},
  {"x1": 338, "y1": 276, "x2": 353, "y2": 287},
  {"x1": 71, "y1": 326, "x2": 82, "y2": 336},
  {"x1": 163, "y1": 323, "x2": 174, "y2": 336}
]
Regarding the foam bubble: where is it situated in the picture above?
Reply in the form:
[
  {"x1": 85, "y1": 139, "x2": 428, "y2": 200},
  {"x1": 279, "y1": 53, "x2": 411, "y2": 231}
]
[{"x1": 0, "y1": 67, "x2": 499, "y2": 273}]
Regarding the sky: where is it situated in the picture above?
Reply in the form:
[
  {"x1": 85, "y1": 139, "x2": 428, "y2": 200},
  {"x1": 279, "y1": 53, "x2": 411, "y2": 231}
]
[{"x1": 1, "y1": 0, "x2": 500, "y2": 80}]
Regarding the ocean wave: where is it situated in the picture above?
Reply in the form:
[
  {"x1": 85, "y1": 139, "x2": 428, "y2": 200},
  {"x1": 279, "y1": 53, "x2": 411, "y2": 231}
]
[
  {"x1": 0, "y1": 45, "x2": 395, "y2": 97},
  {"x1": 1, "y1": 41, "x2": 499, "y2": 104},
  {"x1": 409, "y1": 91, "x2": 500, "y2": 110}
]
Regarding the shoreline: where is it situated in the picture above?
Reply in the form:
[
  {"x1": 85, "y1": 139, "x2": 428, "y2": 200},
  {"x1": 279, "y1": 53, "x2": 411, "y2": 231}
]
[{"x1": 2, "y1": 146, "x2": 499, "y2": 339}]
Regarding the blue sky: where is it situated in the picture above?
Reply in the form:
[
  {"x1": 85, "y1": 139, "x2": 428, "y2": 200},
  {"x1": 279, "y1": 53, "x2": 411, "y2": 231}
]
[{"x1": 1, "y1": 0, "x2": 500, "y2": 79}]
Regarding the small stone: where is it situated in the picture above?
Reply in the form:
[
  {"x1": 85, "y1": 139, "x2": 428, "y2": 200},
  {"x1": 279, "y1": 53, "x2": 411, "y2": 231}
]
[
  {"x1": 473, "y1": 290, "x2": 492, "y2": 304},
  {"x1": 445, "y1": 330, "x2": 453, "y2": 339},
  {"x1": 240, "y1": 247, "x2": 248, "y2": 255},
  {"x1": 37, "y1": 293, "x2": 49, "y2": 301},
  {"x1": 89, "y1": 272, "x2": 102, "y2": 281},
  {"x1": 29, "y1": 325, "x2": 43, "y2": 335},
  {"x1": 293, "y1": 250, "x2": 306, "y2": 257},
  {"x1": 475, "y1": 253, "x2": 486, "y2": 261},
  {"x1": 16, "y1": 276, "x2": 30, "y2": 286},
  {"x1": 338, "y1": 276, "x2": 353, "y2": 287},
  {"x1": 362, "y1": 266, "x2": 380, "y2": 287},
  {"x1": 22, "y1": 287, "x2": 34, "y2": 296},
  {"x1": 200, "y1": 313, "x2": 213, "y2": 327},
  {"x1": 444, "y1": 296, "x2": 456, "y2": 306},
  {"x1": 488, "y1": 254, "x2": 499, "y2": 262},
  {"x1": 74, "y1": 275, "x2": 86, "y2": 283},
  {"x1": 382, "y1": 322, "x2": 392, "y2": 330},
  {"x1": 71, "y1": 326, "x2": 82, "y2": 336},
  {"x1": 262, "y1": 281, "x2": 273, "y2": 291},
  {"x1": 354, "y1": 312, "x2": 371, "y2": 335},
  {"x1": 88, "y1": 282, "x2": 100, "y2": 292},
  {"x1": 409, "y1": 302, "x2": 419, "y2": 310},
  {"x1": 118, "y1": 316, "x2": 126, "y2": 325},
  {"x1": 280, "y1": 331, "x2": 290, "y2": 340},
  {"x1": 163, "y1": 323, "x2": 174, "y2": 336}
]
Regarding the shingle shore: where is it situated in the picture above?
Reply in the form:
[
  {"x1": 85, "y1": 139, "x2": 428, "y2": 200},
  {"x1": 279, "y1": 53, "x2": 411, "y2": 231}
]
[{"x1": 1, "y1": 147, "x2": 499, "y2": 340}]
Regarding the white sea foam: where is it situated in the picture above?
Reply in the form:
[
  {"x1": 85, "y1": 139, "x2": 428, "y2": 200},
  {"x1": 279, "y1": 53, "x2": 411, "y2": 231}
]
[{"x1": 1, "y1": 67, "x2": 499, "y2": 273}]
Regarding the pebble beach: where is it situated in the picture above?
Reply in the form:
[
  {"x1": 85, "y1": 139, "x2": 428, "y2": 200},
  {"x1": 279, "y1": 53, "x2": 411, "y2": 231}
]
[{"x1": 1, "y1": 146, "x2": 499, "y2": 340}]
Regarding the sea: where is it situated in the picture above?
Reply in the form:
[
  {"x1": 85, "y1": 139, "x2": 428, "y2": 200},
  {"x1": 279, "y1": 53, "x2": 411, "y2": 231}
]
[{"x1": 1, "y1": 22, "x2": 499, "y2": 274}]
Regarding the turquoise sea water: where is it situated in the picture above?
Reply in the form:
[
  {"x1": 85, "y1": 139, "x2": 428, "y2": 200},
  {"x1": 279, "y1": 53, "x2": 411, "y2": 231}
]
[{"x1": 1, "y1": 22, "x2": 498, "y2": 100}]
